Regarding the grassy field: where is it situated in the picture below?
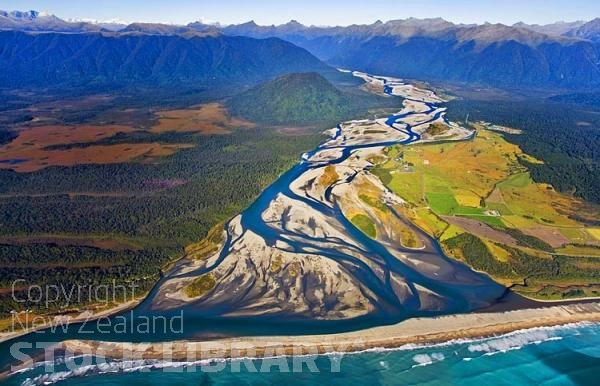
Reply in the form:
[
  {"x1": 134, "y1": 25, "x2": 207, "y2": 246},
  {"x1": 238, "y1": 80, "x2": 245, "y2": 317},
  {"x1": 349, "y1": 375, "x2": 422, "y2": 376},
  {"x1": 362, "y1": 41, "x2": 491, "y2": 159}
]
[
  {"x1": 413, "y1": 207, "x2": 448, "y2": 238},
  {"x1": 351, "y1": 214, "x2": 377, "y2": 238},
  {"x1": 589, "y1": 228, "x2": 600, "y2": 241},
  {"x1": 150, "y1": 103, "x2": 255, "y2": 134},
  {"x1": 372, "y1": 128, "x2": 600, "y2": 299},
  {"x1": 0, "y1": 103, "x2": 251, "y2": 172},
  {"x1": 337, "y1": 173, "x2": 423, "y2": 248}
]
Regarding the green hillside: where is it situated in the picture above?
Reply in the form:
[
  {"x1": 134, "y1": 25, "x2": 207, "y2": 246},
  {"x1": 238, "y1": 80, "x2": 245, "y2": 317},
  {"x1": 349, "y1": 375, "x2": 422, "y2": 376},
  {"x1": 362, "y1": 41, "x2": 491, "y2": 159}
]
[{"x1": 227, "y1": 72, "x2": 360, "y2": 125}]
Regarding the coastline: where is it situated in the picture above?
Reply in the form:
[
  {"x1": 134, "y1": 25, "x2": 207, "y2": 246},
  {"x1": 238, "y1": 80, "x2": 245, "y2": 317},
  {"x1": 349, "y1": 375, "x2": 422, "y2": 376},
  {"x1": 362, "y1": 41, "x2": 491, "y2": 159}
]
[
  {"x1": 3, "y1": 73, "x2": 599, "y2": 382},
  {"x1": 59, "y1": 301, "x2": 600, "y2": 362}
]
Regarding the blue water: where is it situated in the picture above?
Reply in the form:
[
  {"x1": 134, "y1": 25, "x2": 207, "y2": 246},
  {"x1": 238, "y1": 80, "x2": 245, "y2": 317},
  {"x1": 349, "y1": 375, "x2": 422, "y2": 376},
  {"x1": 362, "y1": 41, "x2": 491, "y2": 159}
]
[
  {"x1": 158, "y1": 71, "x2": 506, "y2": 324},
  {"x1": 1, "y1": 73, "x2": 587, "y2": 384},
  {"x1": 6, "y1": 323, "x2": 600, "y2": 385},
  {"x1": 0, "y1": 159, "x2": 28, "y2": 165},
  {"x1": 0, "y1": 79, "x2": 504, "y2": 366}
]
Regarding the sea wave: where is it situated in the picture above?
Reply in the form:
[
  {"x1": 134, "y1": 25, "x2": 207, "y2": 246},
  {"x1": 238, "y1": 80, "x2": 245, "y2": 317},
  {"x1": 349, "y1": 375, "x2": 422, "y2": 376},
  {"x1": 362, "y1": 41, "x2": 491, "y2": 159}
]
[
  {"x1": 411, "y1": 352, "x2": 445, "y2": 368},
  {"x1": 16, "y1": 321, "x2": 598, "y2": 384},
  {"x1": 342, "y1": 321, "x2": 594, "y2": 358},
  {"x1": 465, "y1": 323, "x2": 590, "y2": 355},
  {"x1": 21, "y1": 357, "x2": 229, "y2": 386}
]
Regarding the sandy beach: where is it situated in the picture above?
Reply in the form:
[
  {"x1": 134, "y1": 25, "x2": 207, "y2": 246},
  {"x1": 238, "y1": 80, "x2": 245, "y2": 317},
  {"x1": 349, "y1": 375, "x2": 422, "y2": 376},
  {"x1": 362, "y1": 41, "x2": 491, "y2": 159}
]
[
  {"x1": 4, "y1": 73, "x2": 598, "y2": 383},
  {"x1": 60, "y1": 301, "x2": 600, "y2": 362}
]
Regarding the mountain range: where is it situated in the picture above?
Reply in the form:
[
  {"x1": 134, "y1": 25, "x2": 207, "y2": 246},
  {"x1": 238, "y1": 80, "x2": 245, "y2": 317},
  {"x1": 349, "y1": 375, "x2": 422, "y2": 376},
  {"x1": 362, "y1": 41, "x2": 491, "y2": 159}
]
[
  {"x1": 3, "y1": 10, "x2": 600, "y2": 89},
  {"x1": 217, "y1": 18, "x2": 600, "y2": 89},
  {"x1": 0, "y1": 10, "x2": 105, "y2": 32},
  {"x1": 0, "y1": 30, "x2": 334, "y2": 89}
]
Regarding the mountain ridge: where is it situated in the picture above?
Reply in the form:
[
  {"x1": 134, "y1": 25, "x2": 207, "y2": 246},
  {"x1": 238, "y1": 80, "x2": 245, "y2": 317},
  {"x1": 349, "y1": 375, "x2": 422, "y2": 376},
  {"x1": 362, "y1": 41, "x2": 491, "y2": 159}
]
[
  {"x1": 0, "y1": 9, "x2": 105, "y2": 32},
  {"x1": 3, "y1": 10, "x2": 600, "y2": 89},
  {"x1": 2, "y1": 9, "x2": 598, "y2": 40},
  {"x1": 215, "y1": 18, "x2": 600, "y2": 89},
  {"x1": 0, "y1": 30, "x2": 337, "y2": 89},
  {"x1": 565, "y1": 18, "x2": 600, "y2": 42}
]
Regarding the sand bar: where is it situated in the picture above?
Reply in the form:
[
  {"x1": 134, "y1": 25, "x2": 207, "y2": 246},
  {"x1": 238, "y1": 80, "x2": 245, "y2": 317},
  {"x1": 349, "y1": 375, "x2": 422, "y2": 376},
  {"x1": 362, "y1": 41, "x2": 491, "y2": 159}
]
[{"x1": 60, "y1": 302, "x2": 600, "y2": 361}]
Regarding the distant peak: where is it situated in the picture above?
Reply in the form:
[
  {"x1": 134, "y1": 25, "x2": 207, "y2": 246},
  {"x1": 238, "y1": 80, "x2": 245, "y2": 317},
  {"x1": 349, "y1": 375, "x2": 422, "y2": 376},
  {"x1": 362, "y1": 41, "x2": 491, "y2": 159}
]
[
  {"x1": 1, "y1": 9, "x2": 57, "y2": 20},
  {"x1": 68, "y1": 17, "x2": 129, "y2": 25},
  {"x1": 1, "y1": 10, "x2": 45, "y2": 20},
  {"x1": 586, "y1": 17, "x2": 600, "y2": 25},
  {"x1": 280, "y1": 19, "x2": 306, "y2": 30}
]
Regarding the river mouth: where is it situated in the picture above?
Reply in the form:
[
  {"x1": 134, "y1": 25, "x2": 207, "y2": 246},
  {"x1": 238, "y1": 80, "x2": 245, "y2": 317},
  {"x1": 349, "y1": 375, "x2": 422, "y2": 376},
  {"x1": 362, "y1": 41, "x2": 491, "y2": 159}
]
[
  {"x1": 146, "y1": 71, "x2": 506, "y2": 319},
  {"x1": 0, "y1": 71, "x2": 515, "y2": 376}
]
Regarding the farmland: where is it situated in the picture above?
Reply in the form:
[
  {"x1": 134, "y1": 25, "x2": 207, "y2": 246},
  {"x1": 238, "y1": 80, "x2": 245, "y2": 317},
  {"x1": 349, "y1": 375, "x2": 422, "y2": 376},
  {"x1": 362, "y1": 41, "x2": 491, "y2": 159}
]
[{"x1": 372, "y1": 128, "x2": 600, "y2": 299}]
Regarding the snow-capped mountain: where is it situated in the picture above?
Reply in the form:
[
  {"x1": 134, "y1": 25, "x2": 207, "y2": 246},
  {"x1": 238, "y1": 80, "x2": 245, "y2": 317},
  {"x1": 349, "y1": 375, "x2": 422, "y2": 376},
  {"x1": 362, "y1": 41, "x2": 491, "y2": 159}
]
[
  {"x1": 0, "y1": 9, "x2": 109, "y2": 32},
  {"x1": 66, "y1": 17, "x2": 128, "y2": 31}
]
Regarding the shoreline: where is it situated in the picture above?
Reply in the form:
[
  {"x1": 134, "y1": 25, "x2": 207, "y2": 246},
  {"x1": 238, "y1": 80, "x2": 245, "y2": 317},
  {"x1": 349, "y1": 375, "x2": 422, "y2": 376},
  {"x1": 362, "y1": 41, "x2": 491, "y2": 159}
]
[
  {"x1": 57, "y1": 301, "x2": 600, "y2": 363},
  {"x1": 3, "y1": 73, "x2": 599, "y2": 379}
]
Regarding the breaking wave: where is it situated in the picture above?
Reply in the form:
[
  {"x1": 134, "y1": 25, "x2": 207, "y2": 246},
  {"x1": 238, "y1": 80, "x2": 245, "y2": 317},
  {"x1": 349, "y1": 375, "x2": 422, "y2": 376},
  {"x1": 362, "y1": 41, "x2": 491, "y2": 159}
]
[{"x1": 16, "y1": 322, "x2": 595, "y2": 385}]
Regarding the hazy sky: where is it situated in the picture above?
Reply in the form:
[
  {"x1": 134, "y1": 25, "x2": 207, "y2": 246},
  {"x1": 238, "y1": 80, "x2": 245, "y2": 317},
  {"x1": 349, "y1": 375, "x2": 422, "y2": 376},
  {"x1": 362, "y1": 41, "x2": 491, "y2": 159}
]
[{"x1": 2, "y1": 0, "x2": 599, "y2": 26}]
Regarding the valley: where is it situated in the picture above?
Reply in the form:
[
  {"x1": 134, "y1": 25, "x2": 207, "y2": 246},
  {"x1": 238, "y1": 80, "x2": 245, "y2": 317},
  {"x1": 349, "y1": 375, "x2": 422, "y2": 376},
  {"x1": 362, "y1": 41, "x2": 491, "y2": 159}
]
[
  {"x1": 3, "y1": 71, "x2": 600, "y2": 383},
  {"x1": 0, "y1": 69, "x2": 395, "y2": 331},
  {"x1": 151, "y1": 71, "x2": 503, "y2": 320},
  {"x1": 2, "y1": 69, "x2": 599, "y2": 339},
  {"x1": 152, "y1": 71, "x2": 600, "y2": 324},
  {"x1": 1, "y1": 4, "x2": 600, "y2": 385}
]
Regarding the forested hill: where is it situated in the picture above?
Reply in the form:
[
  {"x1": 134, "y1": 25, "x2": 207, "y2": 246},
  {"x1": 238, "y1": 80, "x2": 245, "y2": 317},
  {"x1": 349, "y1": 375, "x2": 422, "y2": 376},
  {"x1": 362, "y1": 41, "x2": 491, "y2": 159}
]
[
  {"x1": 228, "y1": 72, "x2": 352, "y2": 124},
  {"x1": 227, "y1": 72, "x2": 364, "y2": 125},
  {"x1": 0, "y1": 31, "x2": 335, "y2": 89}
]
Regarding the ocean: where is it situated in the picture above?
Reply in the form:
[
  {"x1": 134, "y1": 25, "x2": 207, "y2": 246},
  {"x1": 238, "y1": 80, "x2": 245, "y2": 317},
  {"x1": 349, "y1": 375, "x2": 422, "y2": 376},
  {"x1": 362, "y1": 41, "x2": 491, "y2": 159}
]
[
  {"x1": 3, "y1": 72, "x2": 597, "y2": 386},
  {"x1": 7, "y1": 322, "x2": 600, "y2": 385}
]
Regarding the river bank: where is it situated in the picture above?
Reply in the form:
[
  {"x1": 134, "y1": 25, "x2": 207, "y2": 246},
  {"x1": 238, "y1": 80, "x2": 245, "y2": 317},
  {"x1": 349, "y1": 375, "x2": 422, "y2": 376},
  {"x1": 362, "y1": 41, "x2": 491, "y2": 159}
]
[{"x1": 4, "y1": 71, "x2": 598, "y2": 384}]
